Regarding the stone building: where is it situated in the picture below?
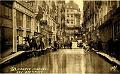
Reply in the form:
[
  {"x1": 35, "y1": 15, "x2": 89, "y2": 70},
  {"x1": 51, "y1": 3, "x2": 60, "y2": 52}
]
[
  {"x1": 35, "y1": 1, "x2": 60, "y2": 46},
  {"x1": 0, "y1": 1, "x2": 13, "y2": 58},
  {"x1": 65, "y1": 1, "x2": 81, "y2": 41},
  {"x1": 0, "y1": 1, "x2": 36, "y2": 58},
  {"x1": 83, "y1": 1, "x2": 120, "y2": 49},
  {"x1": 56, "y1": 1, "x2": 65, "y2": 44}
]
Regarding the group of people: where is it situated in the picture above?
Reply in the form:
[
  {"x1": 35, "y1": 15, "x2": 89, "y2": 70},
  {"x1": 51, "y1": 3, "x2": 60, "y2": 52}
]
[
  {"x1": 63, "y1": 40, "x2": 72, "y2": 49},
  {"x1": 22, "y1": 35, "x2": 75, "y2": 51},
  {"x1": 53, "y1": 40, "x2": 72, "y2": 49},
  {"x1": 23, "y1": 35, "x2": 45, "y2": 51},
  {"x1": 53, "y1": 41, "x2": 60, "y2": 51}
]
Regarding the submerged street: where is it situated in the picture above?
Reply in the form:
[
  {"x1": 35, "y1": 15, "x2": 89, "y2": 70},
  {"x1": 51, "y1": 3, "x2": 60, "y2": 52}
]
[
  {"x1": 1, "y1": 0, "x2": 120, "y2": 74},
  {"x1": 2, "y1": 49, "x2": 119, "y2": 73}
]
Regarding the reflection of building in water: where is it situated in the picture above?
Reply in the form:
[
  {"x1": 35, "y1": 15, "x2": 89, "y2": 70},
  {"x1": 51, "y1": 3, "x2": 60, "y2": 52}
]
[{"x1": 65, "y1": 1, "x2": 81, "y2": 41}]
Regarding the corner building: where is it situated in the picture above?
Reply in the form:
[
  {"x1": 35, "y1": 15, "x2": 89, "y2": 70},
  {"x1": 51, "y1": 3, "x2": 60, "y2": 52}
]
[{"x1": 65, "y1": 1, "x2": 81, "y2": 41}]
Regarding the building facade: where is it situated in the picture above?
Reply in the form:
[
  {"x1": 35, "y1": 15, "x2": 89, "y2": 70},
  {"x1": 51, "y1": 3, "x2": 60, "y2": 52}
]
[
  {"x1": 56, "y1": 1, "x2": 65, "y2": 44},
  {"x1": 0, "y1": 1, "x2": 36, "y2": 58},
  {"x1": 0, "y1": 1, "x2": 13, "y2": 58},
  {"x1": 35, "y1": 1, "x2": 60, "y2": 46},
  {"x1": 83, "y1": 1, "x2": 120, "y2": 49},
  {"x1": 65, "y1": 1, "x2": 81, "y2": 41}
]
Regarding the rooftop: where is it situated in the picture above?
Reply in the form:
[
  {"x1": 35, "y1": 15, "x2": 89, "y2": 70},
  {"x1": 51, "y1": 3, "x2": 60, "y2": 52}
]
[{"x1": 65, "y1": 1, "x2": 79, "y2": 10}]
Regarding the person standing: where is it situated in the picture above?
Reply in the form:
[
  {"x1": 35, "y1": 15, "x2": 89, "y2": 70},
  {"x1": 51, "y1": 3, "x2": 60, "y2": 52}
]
[
  {"x1": 26, "y1": 35, "x2": 32, "y2": 50},
  {"x1": 40, "y1": 39, "x2": 45, "y2": 50},
  {"x1": 31, "y1": 36, "x2": 37, "y2": 51},
  {"x1": 54, "y1": 41, "x2": 58, "y2": 51},
  {"x1": 70, "y1": 41, "x2": 72, "y2": 49}
]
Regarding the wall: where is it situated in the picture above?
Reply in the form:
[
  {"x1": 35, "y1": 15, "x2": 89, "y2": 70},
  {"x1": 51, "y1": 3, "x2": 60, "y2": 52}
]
[{"x1": 0, "y1": 2, "x2": 13, "y2": 58}]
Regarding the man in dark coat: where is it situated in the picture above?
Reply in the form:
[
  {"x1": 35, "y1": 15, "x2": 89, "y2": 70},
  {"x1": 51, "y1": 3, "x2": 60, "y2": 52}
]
[
  {"x1": 70, "y1": 41, "x2": 72, "y2": 49},
  {"x1": 54, "y1": 41, "x2": 58, "y2": 51},
  {"x1": 31, "y1": 37, "x2": 37, "y2": 51}
]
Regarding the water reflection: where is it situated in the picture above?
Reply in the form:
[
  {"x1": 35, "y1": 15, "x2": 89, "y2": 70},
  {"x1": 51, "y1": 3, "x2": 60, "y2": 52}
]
[{"x1": 2, "y1": 49, "x2": 120, "y2": 73}]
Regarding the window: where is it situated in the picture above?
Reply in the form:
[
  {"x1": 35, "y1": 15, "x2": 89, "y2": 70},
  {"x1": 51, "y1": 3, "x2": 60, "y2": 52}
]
[
  {"x1": 26, "y1": 16, "x2": 31, "y2": 28},
  {"x1": 67, "y1": 10, "x2": 69, "y2": 12},
  {"x1": 71, "y1": 14, "x2": 73, "y2": 17},
  {"x1": 1, "y1": 4, "x2": 5, "y2": 15},
  {"x1": 1, "y1": 5, "x2": 12, "y2": 19},
  {"x1": 54, "y1": 36, "x2": 55, "y2": 40},
  {"x1": 4, "y1": 6, "x2": 9, "y2": 17},
  {"x1": 9, "y1": 8, "x2": 12, "y2": 19},
  {"x1": 16, "y1": 11, "x2": 23, "y2": 27},
  {"x1": 67, "y1": 14, "x2": 69, "y2": 17},
  {"x1": 71, "y1": 21, "x2": 73, "y2": 24},
  {"x1": 67, "y1": 19, "x2": 69, "y2": 23}
]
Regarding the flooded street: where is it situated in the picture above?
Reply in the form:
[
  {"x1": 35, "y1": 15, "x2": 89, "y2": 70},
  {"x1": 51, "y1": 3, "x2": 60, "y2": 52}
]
[{"x1": 1, "y1": 49, "x2": 119, "y2": 73}]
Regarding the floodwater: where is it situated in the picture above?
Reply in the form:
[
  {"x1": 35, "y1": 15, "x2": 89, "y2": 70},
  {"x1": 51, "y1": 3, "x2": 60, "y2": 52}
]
[{"x1": 1, "y1": 49, "x2": 120, "y2": 73}]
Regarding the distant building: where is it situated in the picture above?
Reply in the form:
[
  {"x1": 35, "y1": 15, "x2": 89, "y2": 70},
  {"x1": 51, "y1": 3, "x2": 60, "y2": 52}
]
[{"x1": 65, "y1": 1, "x2": 81, "y2": 41}]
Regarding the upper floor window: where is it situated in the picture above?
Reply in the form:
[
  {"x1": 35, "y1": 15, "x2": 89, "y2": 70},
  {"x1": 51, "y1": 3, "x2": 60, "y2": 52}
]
[
  {"x1": 67, "y1": 14, "x2": 69, "y2": 17},
  {"x1": 1, "y1": 4, "x2": 12, "y2": 20},
  {"x1": 67, "y1": 10, "x2": 69, "y2": 12},
  {"x1": 16, "y1": 11, "x2": 23, "y2": 27},
  {"x1": 26, "y1": 16, "x2": 31, "y2": 28},
  {"x1": 67, "y1": 19, "x2": 69, "y2": 23},
  {"x1": 71, "y1": 21, "x2": 73, "y2": 24},
  {"x1": 71, "y1": 14, "x2": 73, "y2": 17}
]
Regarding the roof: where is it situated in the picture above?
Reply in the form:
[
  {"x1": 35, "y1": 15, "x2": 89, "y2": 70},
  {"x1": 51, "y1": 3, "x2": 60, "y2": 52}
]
[{"x1": 65, "y1": 1, "x2": 79, "y2": 10}]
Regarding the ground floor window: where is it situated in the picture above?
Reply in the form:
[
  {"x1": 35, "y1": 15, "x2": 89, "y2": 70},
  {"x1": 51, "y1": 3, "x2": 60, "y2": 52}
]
[{"x1": 1, "y1": 27, "x2": 13, "y2": 58}]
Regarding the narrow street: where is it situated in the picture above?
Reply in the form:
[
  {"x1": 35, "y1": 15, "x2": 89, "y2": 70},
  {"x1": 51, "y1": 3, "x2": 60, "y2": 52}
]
[
  {"x1": 1, "y1": 0, "x2": 120, "y2": 74},
  {"x1": 1, "y1": 48, "x2": 119, "y2": 73}
]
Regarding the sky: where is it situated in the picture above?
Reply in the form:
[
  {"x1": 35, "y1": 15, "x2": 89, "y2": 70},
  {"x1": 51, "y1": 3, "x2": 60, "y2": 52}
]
[{"x1": 65, "y1": 0, "x2": 83, "y2": 11}]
